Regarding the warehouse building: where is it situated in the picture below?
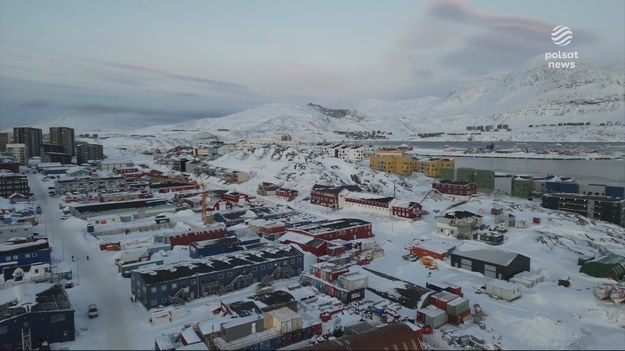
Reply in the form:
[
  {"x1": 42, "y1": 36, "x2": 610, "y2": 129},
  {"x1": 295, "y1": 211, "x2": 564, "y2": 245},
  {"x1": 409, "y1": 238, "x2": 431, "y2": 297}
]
[
  {"x1": 130, "y1": 245, "x2": 304, "y2": 308},
  {"x1": 450, "y1": 248, "x2": 530, "y2": 280},
  {"x1": 71, "y1": 198, "x2": 176, "y2": 220}
]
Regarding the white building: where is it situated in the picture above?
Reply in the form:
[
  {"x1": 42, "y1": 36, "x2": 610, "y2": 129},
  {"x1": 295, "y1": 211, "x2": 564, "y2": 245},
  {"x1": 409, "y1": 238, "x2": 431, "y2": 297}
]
[
  {"x1": 235, "y1": 138, "x2": 299, "y2": 150},
  {"x1": 6, "y1": 143, "x2": 27, "y2": 165},
  {"x1": 317, "y1": 143, "x2": 370, "y2": 162}
]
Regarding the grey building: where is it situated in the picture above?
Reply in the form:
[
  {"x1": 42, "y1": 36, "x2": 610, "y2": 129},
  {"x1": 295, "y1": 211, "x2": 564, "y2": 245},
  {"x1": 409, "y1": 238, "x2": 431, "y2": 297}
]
[
  {"x1": 0, "y1": 173, "x2": 30, "y2": 198},
  {"x1": 0, "y1": 132, "x2": 10, "y2": 152},
  {"x1": 450, "y1": 248, "x2": 530, "y2": 280},
  {"x1": 13, "y1": 127, "x2": 43, "y2": 158},
  {"x1": 76, "y1": 143, "x2": 104, "y2": 164},
  {"x1": 542, "y1": 193, "x2": 625, "y2": 227},
  {"x1": 49, "y1": 127, "x2": 75, "y2": 156},
  {"x1": 130, "y1": 245, "x2": 304, "y2": 309}
]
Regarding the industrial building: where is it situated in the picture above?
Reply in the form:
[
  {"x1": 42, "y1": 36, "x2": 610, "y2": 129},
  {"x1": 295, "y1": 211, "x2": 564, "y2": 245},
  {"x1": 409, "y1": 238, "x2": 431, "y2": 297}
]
[
  {"x1": 450, "y1": 248, "x2": 530, "y2": 280},
  {"x1": 541, "y1": 193, "x2": 625, "y2": 227},
  {"x1": 130, "y1": 245, "x2": 304, "y2": 308},
  {"x1": 0, "y1": 283, "x2": 75, "y2": 350},
  {"x1": 71, "y1": 198, "x2": 176, "y2": 220}
]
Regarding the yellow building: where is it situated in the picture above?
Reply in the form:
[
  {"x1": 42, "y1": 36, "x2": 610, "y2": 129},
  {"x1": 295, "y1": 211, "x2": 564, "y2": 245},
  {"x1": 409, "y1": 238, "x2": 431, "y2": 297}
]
[
  {"x1": 418, "y1": 158, "x2": 455, "y2": 177},
  {"x1": 370, "y1": 151, "x2": 419, "y2": 175}
]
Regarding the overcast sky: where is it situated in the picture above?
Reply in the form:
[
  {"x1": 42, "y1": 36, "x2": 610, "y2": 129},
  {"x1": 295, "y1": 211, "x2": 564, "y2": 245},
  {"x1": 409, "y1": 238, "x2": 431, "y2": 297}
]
[{"x1": 1, "y1": 0, "x2": 623, "y2": 130}]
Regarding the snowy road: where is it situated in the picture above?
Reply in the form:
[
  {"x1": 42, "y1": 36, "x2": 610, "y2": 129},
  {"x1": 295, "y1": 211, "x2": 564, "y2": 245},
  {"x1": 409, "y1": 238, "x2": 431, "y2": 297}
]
[{"x1": 30, "y1": 173, "x2": 150, "y2": 350}]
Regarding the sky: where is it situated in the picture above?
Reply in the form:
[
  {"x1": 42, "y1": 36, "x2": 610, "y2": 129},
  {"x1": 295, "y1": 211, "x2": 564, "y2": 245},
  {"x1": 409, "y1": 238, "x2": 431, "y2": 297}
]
[{"x1": 1, "y1": 0, "x2": 624, "y2": 130}]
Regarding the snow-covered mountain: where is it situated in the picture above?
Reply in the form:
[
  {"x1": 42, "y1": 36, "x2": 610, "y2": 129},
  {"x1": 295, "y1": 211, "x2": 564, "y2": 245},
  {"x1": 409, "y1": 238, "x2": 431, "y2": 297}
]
[
  {"x1": 136, "y1": 56, "x2": 623, "y2": 142},
  {"x1": 28, "y1": 56, "x2": 622, "y2": 143}
]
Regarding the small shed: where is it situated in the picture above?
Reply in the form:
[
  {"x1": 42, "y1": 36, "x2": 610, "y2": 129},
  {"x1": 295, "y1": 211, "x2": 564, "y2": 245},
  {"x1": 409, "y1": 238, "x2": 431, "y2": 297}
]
[
  {"x1": 579, "y1": 254, "x2": 625, "y2": 280},
  {"x1": 485, "y1": 280, "x2": 521, "y2": 301}
]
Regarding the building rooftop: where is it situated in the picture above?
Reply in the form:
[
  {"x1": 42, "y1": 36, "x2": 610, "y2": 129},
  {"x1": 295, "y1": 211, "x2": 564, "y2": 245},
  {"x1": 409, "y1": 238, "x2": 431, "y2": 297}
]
[
  {"x1": 452, "y1": 248, "x2": 527, "y2": 266},
  {"x1": 0, "y1": 283, "x2": 73, "y2": 321},
  {"x1": 135, "y1": 245, "x2": 303, "y2": 285},
  {"x1": 295, "y1": 218, "x2": 370, "y2": 236},
  {"x1": 73, "y1": 198, "x2": 172, "y2": 214},
  {"x1": 543, "y1": 193, "x2": 625, "y2": 203},
  {"x1": 311, "y1": 184, "x2": 362, "y2": 195}
]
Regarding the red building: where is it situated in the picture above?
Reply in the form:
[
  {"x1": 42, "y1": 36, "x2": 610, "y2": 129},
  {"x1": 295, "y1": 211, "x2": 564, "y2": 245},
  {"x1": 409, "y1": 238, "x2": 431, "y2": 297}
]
[
  {"x1": 167, "y1": 224, "x2": 227, "y2": 247},
  {"x1": 309, "y1": 184, "x2": 361, "y2": 210},
  {"x1": 259, "y1": 222, "x2": 286, "y2": 236},
  {"x1": 433, "y1": 180, "x2": 477, "y2": 196},
  {"x1": 276, "y1": 188, "x2": 298, "y2": 200},
  {"x1": 408, "y1": 241, "x2": 457, "y2": 261},
  {"x1": 289, "y1": 218, "x2": 372, "y2": 241},
  {"x1": 220, "y1": 191, "x2": 251, "y2": 203},
  {"x1": 279, "y1": 231, "x2": 328, "y2": 256},
  {"x1": 392, "y1": 201, "x2": 423, "y2": 219}
]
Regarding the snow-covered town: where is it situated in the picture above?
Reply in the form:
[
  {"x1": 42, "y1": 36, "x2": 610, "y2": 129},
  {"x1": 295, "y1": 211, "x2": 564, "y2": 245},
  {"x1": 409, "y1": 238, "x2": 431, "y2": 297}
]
[
  {"x1": 1, "y1": 129, "x2": 624, "y2": 350},
  {"x1": 1, "y1": 1, "x2": 625, "y2": 350}
]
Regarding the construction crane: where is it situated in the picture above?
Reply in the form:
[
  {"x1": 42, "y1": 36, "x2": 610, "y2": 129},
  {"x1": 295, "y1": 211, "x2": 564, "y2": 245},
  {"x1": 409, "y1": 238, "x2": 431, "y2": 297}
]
[{"x1": 199, "y1": 178, "x2": 213, "y2": 225}]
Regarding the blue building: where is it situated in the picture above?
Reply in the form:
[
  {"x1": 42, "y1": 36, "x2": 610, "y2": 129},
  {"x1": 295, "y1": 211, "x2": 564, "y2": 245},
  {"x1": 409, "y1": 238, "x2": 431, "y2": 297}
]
[
  {"x1": 605, "y1": 186, "x2": 625, "y2": 199},
  {"x1": 545, "y1": 181, "x2": 579, "y2": 194},
  {"x1": 131, "y1": 245, "x2": 304, "y2": 309},
  {"x1": 0, "y1": 239, "x2": 51, "y2": 269},
  {"x1": 0, "y1": 283, "x2": 75, "y2": 350},
  {"x1": 189, "y1": 225, "x2": 263, "y2": 259}
]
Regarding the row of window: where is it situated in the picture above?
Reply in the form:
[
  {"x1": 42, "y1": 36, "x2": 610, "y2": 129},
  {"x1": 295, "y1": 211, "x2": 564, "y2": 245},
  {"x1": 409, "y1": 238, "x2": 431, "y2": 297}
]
[{"x1": 4, "y1": 252, "x2": 38, "y2": 261}]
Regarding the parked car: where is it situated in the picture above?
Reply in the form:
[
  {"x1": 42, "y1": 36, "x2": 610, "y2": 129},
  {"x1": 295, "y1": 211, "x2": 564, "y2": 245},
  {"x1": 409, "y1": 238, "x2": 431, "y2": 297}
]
[
  {"x1": 88, "y1": 304, "x2": 98, "y2": 318},
  {"x1": 36, "y1": 206, "x2": 42, "y2": 214},
  {"x1": 64, "y1": 281, "x2": 74, "y2": 289},
  {"x1": 48, "y1": 186, "x2": 55, "y2": 190}
]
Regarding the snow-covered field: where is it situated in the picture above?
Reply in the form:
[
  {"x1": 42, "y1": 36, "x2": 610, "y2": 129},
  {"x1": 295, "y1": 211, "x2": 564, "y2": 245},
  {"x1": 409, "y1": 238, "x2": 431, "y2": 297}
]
[{"x1": 17, "y1": 142, "x2": 625, "y2": 350}]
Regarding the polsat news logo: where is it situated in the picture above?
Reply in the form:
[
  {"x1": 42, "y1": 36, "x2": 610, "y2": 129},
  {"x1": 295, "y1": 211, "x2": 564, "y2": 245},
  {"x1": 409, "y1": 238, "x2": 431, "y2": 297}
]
[{"x1": 545, "y1": 25, "x2": 578, "y2": 68}]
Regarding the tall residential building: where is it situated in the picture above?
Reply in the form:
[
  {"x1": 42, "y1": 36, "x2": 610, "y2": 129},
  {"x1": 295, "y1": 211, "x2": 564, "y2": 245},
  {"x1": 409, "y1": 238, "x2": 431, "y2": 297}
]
[
  {"x1": 76, "y1": 143, "x2": 104, "y2": 164},
  {"x1": 0, "y1": 132, "x2": 10, "y2": 152},
  {"x1": 13, "y1": 127, "x2": 43, "y2": 158},
  {"x1": 6, "y1": 143, "x2": 28, "y2": 165},
  {"x1": 49, "y1": 127, "x2": 75, "y2": 156}
]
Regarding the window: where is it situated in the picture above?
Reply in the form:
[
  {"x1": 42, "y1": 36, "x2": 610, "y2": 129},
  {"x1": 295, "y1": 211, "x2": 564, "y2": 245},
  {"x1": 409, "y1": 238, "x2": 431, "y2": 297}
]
[
  {"x1": 32, "y1": 253, "x2": 37, "y2": 257},
  {"x1": 151, "y1": 299, "x2": 158, "y2": 307},
  {"x1": 50, "y1": 313, "x2": 66, "y2": 323},
  {"x1": 260, "y1": 265, "x2": 265, "y2": 271},
  {"x1": 219, "y1": 273, "x2": 224, "y2": 279},
  {"x1": 227, "y1": 272, "x2": 233, "y2": 278},
  {"x1": 25, "y1": 253, "x2": 31, "y2": 259},
  {"x1": 151, "y1": 287, "x2": 157, "y2": 293},
  {"x1": 5, "y1": 257, "x2": 9, "y2": 262},
  {"x1": 161, "y1": 285, "x2": 167, "y2": 291},
  {"x1": 171, "y1": 282, "x2": 177, "y2": 289},
  {"x1": 252, "y1": 267, "x2": 257, "y2": 272}
]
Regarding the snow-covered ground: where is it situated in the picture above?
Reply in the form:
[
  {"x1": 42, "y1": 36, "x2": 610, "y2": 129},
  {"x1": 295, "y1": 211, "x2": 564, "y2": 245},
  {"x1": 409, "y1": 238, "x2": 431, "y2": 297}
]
[{"x1": 18, "y1": 142, "x2": 625, "y2": 350}]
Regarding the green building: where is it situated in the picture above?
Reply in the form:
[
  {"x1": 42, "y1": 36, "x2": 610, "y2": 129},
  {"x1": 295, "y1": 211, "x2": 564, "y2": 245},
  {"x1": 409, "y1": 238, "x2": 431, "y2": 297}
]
[
  {"x1": 579, "y1": 254, "x2": 625, "y2": 280},
  {"x1": 439, "y1": 168, "x2": 455, "y2": 181},
  {"x1": 456, "y1": 167, "x2": 475, "y2": 182},
  {"x1": 511, "y1": 177, "x2": 534, "y2": 198},
  {"x1": 475, "y1": 169, "x2": 495, "y2": 192}
]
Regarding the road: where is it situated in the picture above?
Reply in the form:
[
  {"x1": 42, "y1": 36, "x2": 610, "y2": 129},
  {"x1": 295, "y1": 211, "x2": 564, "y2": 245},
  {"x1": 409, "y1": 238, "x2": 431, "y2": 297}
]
[{"x1": 29, "y1": 172, "x2": 147, "y2": 350}]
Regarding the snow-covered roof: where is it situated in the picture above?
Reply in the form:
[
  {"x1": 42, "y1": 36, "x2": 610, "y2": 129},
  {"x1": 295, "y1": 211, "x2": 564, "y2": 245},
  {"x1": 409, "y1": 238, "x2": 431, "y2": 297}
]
[
  {"x1": 486, "y1": 279, "x2": 520, "y2": 290},
  {"x1": 265, "y1": 306, "x2": 300, "y2": 322},
  {"x1": 279, "y1": 231, "x2": 315, "y2": 245},
  {"x1": 0, "y1": 282, "x2": 54, "y2": 307},
  {"x1": 452, "y1": 248, "x2": 526, "y2": 266},
  {"x1": 180, "y1": 327, "x2": 201, "y2": 344}
]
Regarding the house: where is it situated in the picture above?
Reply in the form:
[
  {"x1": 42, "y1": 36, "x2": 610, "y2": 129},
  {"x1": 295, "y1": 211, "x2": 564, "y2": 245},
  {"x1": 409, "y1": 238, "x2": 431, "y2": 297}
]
[
  {"x1": 130, "y1": 245, "x2": 304, "y2": 308},
  {"x1": 279, "y1": 231, "x2": 328, "y2": 256},
  {"x1": 343, "y1": 192, "x2": 396, "y2": 217},
  {"x1": 392, "y1": 201, "x2": 423, "y2": 219},
  {"x1": 450, "y1": 248, "x2": 530, "y2": 280},
  {"x1": 258, "y1": 182, "x2": 280, "y2": 196},
  {"x1": 220, "y1": 191, "x2": 252, "y2": 204},
  {"x1": 432, "y1": 180, "x2": 477, "y2": 196},
  {"x1": 579, "y1": 254, "x2": 625, "y2": 280},
  {"x1": 485, "y1": 280, "x2": 522, "y2": 301},
  {"x1": 0, "y1": 284, "x2": 75, "y2": 350},
  {"x1": 258, "y1": 221, "x2": 286, "y2": 240},
  {"x1": 309, "y1": 184, "x2": 362, "y2": 210},
  {"x1": 435, "y1": 210, "x2": 482, "y2": 239},
  {"x1": 221, "y1": 170, "x2": 249, "y2": 184},
  {"x1": 276, "y1": 188, "x2": 298, "y2": 201}
]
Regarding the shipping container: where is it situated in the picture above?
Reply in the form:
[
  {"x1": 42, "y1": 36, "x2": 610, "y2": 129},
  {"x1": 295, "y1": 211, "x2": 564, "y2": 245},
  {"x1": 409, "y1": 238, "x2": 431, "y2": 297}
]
[
  {"x1": 485, "y1": 280, "x2": 521, "y2": 301},
  {"x1": 509, "y1": 276, "x2": 533, "y2": 288},
  {"x1": 270, "y1": 336, "x2": 283, "y2": 350},
  {"x1": 281, "y1": 331, "x2": 293, "y2": 347},
  {"x1": 446, "y1": 297, "x2": 469, "y2": 316},
  {"x1": 292, "y1": 329, "x2": 302, "y2": 344},
  {"x1": 259, "y1": 339, "x2": 271, "y2": 350},
  {"x1": 301, "y1": 326, "x2": 313, "y2": 341},
  {"x1": 448, "y1": 310, "x2": 470, "y2": 325},
  {"x1": 421, "y1": 306, "x2": 448, "y2": 328},
  {"x1": 311, "y1": 323, "x2": 322, "y2": 336},
  {"x1": 430, "y1": 291, "x2": 458, "y2": 310}
]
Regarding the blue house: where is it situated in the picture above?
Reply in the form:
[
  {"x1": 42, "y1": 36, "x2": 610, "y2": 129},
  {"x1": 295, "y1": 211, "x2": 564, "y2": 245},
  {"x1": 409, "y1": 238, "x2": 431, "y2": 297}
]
[
  {"x1": 189, "y1": 236, "x2": 242, "y2": 258},
  {"x1": 0, "y1": 239, "x2": 51, "y2": 269},
  {"x1": 0, "y1": 283, "x2": 75, "y2": 350},
  {"x1": 131, "y1": 245, "x2": 304, "y2": 308}
]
